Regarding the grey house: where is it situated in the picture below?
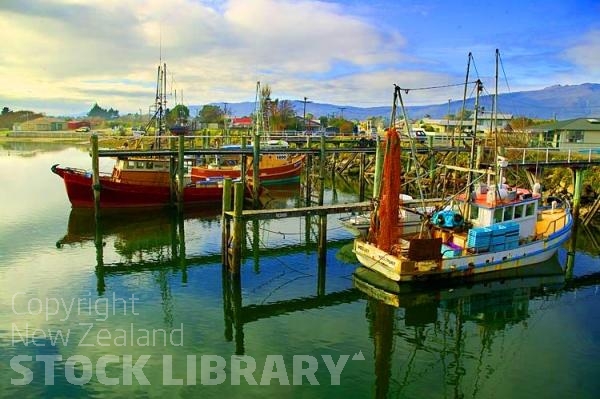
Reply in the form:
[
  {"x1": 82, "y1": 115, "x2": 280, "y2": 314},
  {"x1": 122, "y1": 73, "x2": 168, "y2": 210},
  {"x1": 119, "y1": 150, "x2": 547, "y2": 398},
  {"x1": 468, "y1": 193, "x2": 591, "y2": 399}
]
[{"x1": 528, "y1": 117, "x2": 600, "y2": 148}]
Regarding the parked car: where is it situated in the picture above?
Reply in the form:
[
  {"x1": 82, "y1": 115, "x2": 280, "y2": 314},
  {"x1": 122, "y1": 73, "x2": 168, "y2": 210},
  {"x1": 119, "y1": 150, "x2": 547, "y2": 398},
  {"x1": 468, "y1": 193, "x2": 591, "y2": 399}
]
[
  {"x1": 402, "y1": 128, "x2": 427, "y2": 143},
  {"x1": 75, "y1": 126, "x2": 90, "y2": 132}
]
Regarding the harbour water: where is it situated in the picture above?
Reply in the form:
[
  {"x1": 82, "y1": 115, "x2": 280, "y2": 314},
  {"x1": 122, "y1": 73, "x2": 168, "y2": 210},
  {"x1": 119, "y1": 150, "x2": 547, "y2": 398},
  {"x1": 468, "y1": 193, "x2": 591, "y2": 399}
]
[{"x1": 0, "y1": 141, "x2": 599, "y2": 398}]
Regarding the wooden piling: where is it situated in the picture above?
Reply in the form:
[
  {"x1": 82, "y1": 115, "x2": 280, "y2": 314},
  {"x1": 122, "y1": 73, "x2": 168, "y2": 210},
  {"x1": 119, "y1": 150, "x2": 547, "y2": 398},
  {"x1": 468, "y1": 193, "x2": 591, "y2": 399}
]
[
  {"x1": 169, "y1": 138, "x2": 177, "y2": 207},
  {"x1": 177, "y1": 212, "x2": 187, "y2": 284},
  {"x1": 565, "y1": 221, "x2": 578, "y2": 280},
  {"x1": 230, "y1": 181, "x2": 245, "y2": 272},
  {"x1": 240, "y1": 135, "x2": 247, "y2": 188},
  {"x1": 91, "y1": 135, "x2": 100, "y2": 215},
  {"x1": 94, "y1": 214, "x2": 105, "y2": 295},
  {"x1": 317, "y1": 213, "x2": 327, "y2": 273},
  {"x1": 177, "y1": 135, "x2": 185, "y2": 212},
  {"x1": 359, "y1": 152, "x2": 366, "y2": 201},
  {"x1": 304, "y1": 136, "x2": 313, "y2": 206},
  {"x1": 252, "y1": 219, "x2": 260, "y2": 273},
  {"x1": 221, "y1": 178, "x2": 232, "y2": 267},
  {"x1": 319, "y1": 135, "x2": 326, "y2": 206},
  {"x1": 252, "y1": 131, "x2": 260, "y2": 207},
  {"x1": 373, "y1": 135, "x2": 383, "y2": 199},
  {"x1": 572, "y1": 167, "x2": 586, "y2": 219}
]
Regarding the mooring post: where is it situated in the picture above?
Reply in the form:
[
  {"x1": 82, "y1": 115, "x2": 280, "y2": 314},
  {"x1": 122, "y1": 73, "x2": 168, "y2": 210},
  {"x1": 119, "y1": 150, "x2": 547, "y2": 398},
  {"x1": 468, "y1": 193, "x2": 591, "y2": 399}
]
[
  {"x1": 221, "y1": 178, "x2": 233, "y2": 267},
  {"x1": 319, "y1": 135, "x2": 326, "y2": 206},
  {"x1": 177, "y1": 212, "x2": 187, "y2": 284},
  {"x1": 572, "y1": 167, "x2": 586, "y2": 219},
  {"x1": 169, "y1": 137, "x2": 177, "y2": 207},
  {"x1": 230, "y1": 269, "x2": 245, "y2": 355},
  {"x1": 240, "y1": 135, "x2": 247, "y2": 188},
  {"x1": 565, "y1": 221, "x2": 578, "y2": 280},
  {"x1": 304, "y1": 136, "x2": 313, "y2": 206},
  {"x1": 252, "y1": 130, "x2": 260, "y2": 207},
  {"x1": 373, "y1": 134, "x2": 383, "y2": 199},
  {"x1": 94, "y1": 215, "x2": 105, "y2": 296},
  {"x1": 359, "y1": 152, "x2": 366, "y2": 202},
  {"x1": 91, "y1": 135, "x2": 100, "y2": 215},
  {"x1": 476, "y1": 143, "x2": 483, "y2": 169},
  {"x1": 231, "y1": 181, "x2": 245, "y2": 272},
  {"x1": 222, "y1": 262, "x2": 233, "y2": 342},
  {"x1": 317, "y1": 212, "x2": 327, "y2": 273},
  {"x1": 317, "y1": 213, "x2": 327, "y2": 296},
  {"x1": 177, "y1": 134, "x2": 185, "y2": 212},
  {"x1": 252, "y1": 219, "x2": 260, "y2": 273}
]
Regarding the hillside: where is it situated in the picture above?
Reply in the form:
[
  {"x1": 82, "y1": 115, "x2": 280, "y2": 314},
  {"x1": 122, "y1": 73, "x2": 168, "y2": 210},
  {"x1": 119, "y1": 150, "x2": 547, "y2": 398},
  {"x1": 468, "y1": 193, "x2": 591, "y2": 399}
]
[
  {"x1": 189, "y1": 83, "x2": 600, "y2": 121},
  {"x1": 0, "y1": 111, "x2": 43, "y2": 130}
]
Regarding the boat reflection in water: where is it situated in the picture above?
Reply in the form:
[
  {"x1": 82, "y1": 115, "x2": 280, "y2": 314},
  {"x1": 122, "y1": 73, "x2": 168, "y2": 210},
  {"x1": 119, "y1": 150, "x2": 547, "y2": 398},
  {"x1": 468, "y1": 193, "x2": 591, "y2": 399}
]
[{"x1": 353, "y1": 257, "x2": 567, "y2": 398}]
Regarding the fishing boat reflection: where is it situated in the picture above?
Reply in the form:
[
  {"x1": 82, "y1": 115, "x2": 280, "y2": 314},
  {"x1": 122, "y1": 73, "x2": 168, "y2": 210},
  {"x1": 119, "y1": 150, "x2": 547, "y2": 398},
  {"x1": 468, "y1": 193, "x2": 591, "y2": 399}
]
[
  {"x1": 353, "y1": 257, "x2": 567, "y2": 398},
  {"x1": 57, "y1": 207, "x2": 221, "y2": 251}
]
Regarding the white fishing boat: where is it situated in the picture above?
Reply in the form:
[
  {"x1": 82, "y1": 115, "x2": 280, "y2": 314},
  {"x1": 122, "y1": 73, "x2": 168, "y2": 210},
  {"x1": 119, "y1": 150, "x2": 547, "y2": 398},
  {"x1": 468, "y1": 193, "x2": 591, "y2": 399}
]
[
  {"x1": 353, "y1": 86, "x2": 573, "y2": 282},
  {"x1": 340, "y1": 194, "x2": 437, "y2": 236}
]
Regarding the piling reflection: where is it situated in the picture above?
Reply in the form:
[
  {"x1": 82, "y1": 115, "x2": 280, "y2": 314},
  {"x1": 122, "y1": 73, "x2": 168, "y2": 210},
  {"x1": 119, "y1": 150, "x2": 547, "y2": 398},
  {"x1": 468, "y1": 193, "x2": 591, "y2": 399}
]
[
  {"x1": 53, "y1": 195, "x2": 599, "y2": 395},
  {"x1": 353, "y1": 258, "x2": 570, "y2": 398}
]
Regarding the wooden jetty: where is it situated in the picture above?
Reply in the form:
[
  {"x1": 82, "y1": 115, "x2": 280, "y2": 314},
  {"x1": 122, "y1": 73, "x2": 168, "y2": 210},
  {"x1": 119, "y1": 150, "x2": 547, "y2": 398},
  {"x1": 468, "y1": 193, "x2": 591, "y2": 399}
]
[{"x1": 88, "y1": 134, "x2": 600, "y2": 227}]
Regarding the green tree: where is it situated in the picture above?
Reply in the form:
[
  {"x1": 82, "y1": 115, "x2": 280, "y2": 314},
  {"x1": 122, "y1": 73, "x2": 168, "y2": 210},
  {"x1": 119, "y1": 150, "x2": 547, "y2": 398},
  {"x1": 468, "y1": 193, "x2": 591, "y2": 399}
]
[
  {"x1": 269, "y1": 99, "x2": 296, "y2": 131},
  {"x1": 199, "y1": 105, "x2": 224, "y2": 124},
  {"x1": 87, "y1": 103, "x2": 119, "y2": 119},
  {"x1": 259, "y1": 84, "x2": 297, "y2": 131},
  {"x1": 319, "y1": 116, "x2": 329, "y2": 128},
  {"x1": 167, "y1": 104, "x2": 190, "y2": 124},
  {"x1": 2, "y1": 107, "x2": 9, "y2": 115}
]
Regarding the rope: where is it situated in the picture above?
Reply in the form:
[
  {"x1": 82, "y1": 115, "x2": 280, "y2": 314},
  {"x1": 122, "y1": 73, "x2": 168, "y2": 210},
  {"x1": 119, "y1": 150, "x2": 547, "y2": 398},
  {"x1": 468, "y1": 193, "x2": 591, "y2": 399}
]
[{"x1": 397, "y1": 81, "x2": 479, "y2": 93}]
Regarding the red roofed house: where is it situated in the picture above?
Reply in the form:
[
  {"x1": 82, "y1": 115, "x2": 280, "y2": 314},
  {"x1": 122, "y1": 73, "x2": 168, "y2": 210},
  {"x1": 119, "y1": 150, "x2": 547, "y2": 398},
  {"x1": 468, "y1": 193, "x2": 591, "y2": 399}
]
[{"x1": 230, "y1": 116, "x2": 253, "y2": 129}]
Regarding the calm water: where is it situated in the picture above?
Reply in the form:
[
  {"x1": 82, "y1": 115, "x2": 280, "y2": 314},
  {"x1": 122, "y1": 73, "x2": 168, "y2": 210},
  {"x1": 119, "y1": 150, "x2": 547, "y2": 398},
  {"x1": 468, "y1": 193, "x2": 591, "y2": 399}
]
[{"x1": 0, "y1": 142, "x2": 599, "y2": 398}]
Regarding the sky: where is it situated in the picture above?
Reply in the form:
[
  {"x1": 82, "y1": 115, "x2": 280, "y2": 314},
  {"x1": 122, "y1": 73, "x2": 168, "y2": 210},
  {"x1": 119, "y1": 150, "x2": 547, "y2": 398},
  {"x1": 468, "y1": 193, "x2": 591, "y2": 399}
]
[{"x1": 1, "y1": 0, "x2": 599, "y2": 116}]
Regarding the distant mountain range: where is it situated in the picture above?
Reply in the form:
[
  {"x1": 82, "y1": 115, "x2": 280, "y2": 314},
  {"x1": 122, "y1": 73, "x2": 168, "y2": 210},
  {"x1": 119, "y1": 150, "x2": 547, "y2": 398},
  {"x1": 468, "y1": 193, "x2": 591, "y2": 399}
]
[{"x1": 188, "y1": 83, "x2": 600, "y2": 121}]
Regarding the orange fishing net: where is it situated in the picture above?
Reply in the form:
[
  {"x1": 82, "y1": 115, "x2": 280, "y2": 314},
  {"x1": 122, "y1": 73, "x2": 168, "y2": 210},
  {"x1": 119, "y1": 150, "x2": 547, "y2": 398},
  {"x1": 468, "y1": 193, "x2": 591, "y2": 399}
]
[{"x1": 375, "y1": 127, "x2": 402, "y2": 252}]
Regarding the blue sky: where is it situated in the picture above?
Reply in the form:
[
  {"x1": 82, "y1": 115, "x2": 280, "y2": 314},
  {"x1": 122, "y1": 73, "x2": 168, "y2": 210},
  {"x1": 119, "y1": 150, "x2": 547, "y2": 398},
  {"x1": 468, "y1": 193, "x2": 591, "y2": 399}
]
[{"x1": 1, "y1": 0, "x2": 599, "y2": 116}]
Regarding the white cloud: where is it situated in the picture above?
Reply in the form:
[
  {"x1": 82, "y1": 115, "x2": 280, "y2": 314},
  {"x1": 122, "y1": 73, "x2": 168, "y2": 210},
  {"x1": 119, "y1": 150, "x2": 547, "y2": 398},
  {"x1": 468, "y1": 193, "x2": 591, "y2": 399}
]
[
  {"x1": 564, "y1": 29, "x2": 600, "y2": 74},
  {"x1": 0, "y1": 0, "x2": 412, "y2": 114},
  {"x1": 0, "y1": 0, "x2": 596, "y2": 115}
]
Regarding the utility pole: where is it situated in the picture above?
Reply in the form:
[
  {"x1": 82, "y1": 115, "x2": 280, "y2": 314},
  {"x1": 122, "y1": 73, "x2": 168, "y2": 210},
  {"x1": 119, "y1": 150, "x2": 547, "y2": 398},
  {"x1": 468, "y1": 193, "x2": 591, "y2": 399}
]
[
  {"x1": 302, "y1": 96, "x2": 312, "y2": 132},
  {"x1": 447, "y1": 99, "x2": 451, "y2": 134},
  {"x1": 338, "y1": 107, "x2": 346, "y2": 119}
]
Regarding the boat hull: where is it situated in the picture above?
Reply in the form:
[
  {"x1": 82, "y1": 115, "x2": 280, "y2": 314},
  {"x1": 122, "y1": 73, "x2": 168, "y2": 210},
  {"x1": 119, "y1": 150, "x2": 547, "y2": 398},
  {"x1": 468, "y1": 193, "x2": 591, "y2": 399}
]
[
  {"x1": 191, "y1": 155, "x2": 304, "y2": 186},
  {"x1": 52, "y1": 165, "x2": 223, "y2": 208},
  {"x1": 353, "y1": 212, "x2": 573, "y2": 282}
]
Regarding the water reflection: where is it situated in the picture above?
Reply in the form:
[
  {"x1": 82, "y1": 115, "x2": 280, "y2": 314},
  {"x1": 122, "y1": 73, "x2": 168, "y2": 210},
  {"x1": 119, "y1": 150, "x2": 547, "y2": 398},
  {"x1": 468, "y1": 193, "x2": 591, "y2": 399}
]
[{"x1": 352, "y1": 255, "x2": 600, "y2": 398}]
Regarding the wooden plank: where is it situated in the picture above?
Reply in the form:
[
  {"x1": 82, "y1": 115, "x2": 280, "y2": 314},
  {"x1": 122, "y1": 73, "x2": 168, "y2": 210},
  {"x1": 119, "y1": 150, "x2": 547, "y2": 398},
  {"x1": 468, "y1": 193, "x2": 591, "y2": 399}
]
[{"x1": 225, "y1": 197, "x2": 445, "y2": 221}]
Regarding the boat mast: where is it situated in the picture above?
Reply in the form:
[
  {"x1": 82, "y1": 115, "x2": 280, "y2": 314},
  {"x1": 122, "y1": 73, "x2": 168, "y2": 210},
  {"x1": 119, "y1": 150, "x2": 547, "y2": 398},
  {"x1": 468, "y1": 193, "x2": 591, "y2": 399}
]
[
  {"x1": 153, "y1": 63, "x2": 167, "y2": 149},
  {"x1": 465, "y1": 79, "x2": 482, "y2": 220},
  {"x1": 397, "y1": 87, "x2": 426, "y2": 213},
  {"x1": 493, "y1": 49, "x2": 499, "y2": 171},
  {"x1": 456, "y1": 52, "x2": 472, "y2": 148}
]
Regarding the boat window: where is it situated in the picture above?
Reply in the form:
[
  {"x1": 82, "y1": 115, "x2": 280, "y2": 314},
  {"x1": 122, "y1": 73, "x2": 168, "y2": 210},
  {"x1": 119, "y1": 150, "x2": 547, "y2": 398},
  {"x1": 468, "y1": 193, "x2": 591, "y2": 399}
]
[
  {"x1": 514, "y1": 204, "x2": 524, "y2": 219},
  {"x1": 494, "y1": 208, "x2": 503, "y2": 223},
  {"x1": 146, "y1": 162, "x2": 153, "y2": 169},
  {"x1": 127, "y1": 161, "x2": 135, "y2": 169},
  {"x1": 526, "y1": 203, "x2": 535, "y2": 216},
  {"x1": 136, "y1": 161, "x2": 145, "y2": 169},
  {"x1": 503, "y1": 206, "x2": 513, "y2": 221},
  {"x1": 470, "y1": 205, "x2": 479, "y2": 220}
]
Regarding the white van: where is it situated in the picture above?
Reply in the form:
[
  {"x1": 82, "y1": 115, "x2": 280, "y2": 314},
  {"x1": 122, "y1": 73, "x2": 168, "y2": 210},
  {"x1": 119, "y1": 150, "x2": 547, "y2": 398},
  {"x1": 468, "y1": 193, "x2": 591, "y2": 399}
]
[{"x1": 403, "y1": 128, "x2": 427, "y2": 143}]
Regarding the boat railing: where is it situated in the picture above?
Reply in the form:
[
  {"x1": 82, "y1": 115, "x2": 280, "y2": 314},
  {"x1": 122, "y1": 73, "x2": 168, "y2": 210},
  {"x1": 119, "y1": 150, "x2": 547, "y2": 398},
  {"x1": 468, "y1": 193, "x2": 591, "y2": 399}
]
[
  {"x1": 504, "y1": 146, "x2": 600, "y2": 164},
  {"x1": 537, "y1": 209, "x2": 571, "y2": 238},
  {"x1": 62, "y1": 166, "x2": 112, "y2": 178}
]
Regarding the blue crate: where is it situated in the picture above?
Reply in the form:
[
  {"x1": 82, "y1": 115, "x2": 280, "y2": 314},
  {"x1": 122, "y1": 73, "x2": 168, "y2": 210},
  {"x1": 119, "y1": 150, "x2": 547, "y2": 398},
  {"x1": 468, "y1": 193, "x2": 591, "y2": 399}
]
[
  {"x1": 490, "y1": 243, "x2": 506, "y2": 251},
  {"x1": 505, "y1": 241, "x2": 519, "y2": 250}
]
